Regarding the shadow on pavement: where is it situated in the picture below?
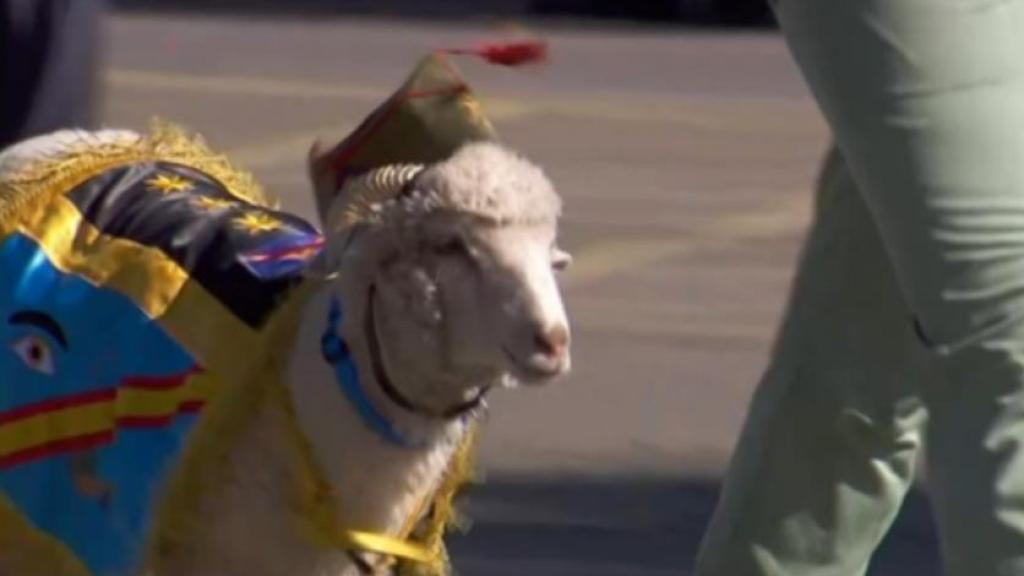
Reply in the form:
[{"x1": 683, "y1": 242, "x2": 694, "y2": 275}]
[{"x1": 448, "y1": 476, "x2": 941, "y2": 575}]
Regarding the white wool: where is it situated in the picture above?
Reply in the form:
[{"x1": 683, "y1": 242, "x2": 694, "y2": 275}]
[
  {"x1": 411, "y1": 141, "x2": 561, "y2": 225},
  {"x1": 0, "y1": 129, "x2": 139, "y2": 174}
]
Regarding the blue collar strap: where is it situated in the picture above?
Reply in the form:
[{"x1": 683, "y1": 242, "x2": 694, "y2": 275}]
[{"x1": 320, "y1": 296, "x2": 426, "y2": 449}]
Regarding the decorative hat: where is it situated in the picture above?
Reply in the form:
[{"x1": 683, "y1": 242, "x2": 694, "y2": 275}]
[{"x1": 308, "y1": 40, "x2": 547, "y2": 231}]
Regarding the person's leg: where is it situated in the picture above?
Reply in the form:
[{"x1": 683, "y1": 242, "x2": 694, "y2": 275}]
[
  {"x1": 922, "y1": 340, "x2": 1024, "y2": 574},
  {"x1": 694, "y1": 146, "x2": 929, "y2": 575},
  {"x1": 0, "y1": 0, "x2": 102, "y2": 149},
  {"x1": 774, "y1": 1, "x2": 1024, "y2": 572}
]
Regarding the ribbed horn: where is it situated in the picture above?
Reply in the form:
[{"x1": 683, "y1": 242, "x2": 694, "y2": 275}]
[{"x1": 326, "y1": 163, "x2": 425, "y2": 232}]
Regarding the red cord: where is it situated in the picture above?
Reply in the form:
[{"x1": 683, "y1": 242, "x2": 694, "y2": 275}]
[{"x1": 446, "y1": 40, "x2": 548, "y2": 66}]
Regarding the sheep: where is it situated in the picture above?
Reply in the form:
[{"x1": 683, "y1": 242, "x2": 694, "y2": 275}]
[
  {"x1": 171, "y1": 141, "x2": 573, "y2": 576},
  {"x1": 0, "y1": 127, "x2": 572, "y2": 576}
]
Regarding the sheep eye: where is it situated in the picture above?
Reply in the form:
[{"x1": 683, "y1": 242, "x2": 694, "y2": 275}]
[
  {"x1": 552, "y1": 248, "x2": 573, "y2": 271},
  {"x1": 435, "y1": 237, "x2": 468, "y2": 257}
]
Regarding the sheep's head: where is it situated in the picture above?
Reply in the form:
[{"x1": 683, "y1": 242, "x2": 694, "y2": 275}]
[{"x1": 321, "y1": 142, "x2": 571, "y2": 413}]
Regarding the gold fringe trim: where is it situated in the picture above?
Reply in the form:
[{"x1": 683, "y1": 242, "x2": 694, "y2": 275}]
[
  {"x1": 0, "y1": 495, "x2": 91, "y2": 576},
  {"x1": 397, "y1": 423, "x2": 480, "y2": 576},
  {"x1": 145, "y1": 280, "x2": 321, "y2": 571},
  {"x1": 0, "y1": 120, "x2": 272, "y2": 237}
]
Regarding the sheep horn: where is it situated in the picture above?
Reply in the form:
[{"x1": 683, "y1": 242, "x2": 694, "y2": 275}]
[{"x1": 326, "y1": 163, "x2": 425, "y2": 233}]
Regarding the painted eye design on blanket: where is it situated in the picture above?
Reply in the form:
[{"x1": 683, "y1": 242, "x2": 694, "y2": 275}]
[
  {"x1": 10, "y1": 335, "x2": 56, "y2": 375},
  {"x1": 6, "y1": 310, "x2": 67, "y2": 376}
]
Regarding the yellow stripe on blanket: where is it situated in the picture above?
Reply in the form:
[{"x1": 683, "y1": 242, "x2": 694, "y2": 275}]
[
  {"x1": 0, "y1": 372, "x2": 215, "y2": 466},
  {"x1": 0, "y1": 400, "x2": 113, "y2": 463}
]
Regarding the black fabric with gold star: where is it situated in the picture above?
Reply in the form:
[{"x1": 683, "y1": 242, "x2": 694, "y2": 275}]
[{"x1": 67, "y1": 161, "x2": 323, "y2": 328}]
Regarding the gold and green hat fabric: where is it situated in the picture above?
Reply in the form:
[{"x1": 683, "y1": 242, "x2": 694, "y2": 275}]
[{"x1": 311, "y1": 52, "x2": 499, "y2": 221}]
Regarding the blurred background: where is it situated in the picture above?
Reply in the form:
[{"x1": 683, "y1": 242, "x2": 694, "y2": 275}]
[{"x1": 55, "y1": 1, "x2": 941, "y2": 573}]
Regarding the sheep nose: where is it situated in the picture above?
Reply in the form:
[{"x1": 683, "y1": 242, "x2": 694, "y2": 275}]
[{"x1": 534, "y1": 324, "x2": 570, "y2": 358}]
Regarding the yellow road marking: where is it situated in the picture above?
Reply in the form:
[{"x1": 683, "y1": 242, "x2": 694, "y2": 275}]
[
  {"x1": 106, "y1": 68, "x2": 814, "y2": 130},
  {"x1": 107, "y1": 69, "x2": 532, "y2": 122},
  {"x1": 576, "y1": 313, "x2": 773, "y2": 343},
  {"x1": 107, "y1": 69, "x2": 385, "y2": 101},
  {"x1": 565, "y1": 238, "x2": 691, "y2": 289},
  {"x1": 226, "y1": 127, "x2": 346, "y2": 170},
  {"x1": 564, "y1": 194, "x2": 809, "y2": 289},
  {"x1": 106, "y1": 69, "x2": 813, "y2": 288}
]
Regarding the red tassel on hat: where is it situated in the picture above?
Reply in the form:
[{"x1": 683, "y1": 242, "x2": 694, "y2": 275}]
[{"x1": 445, "y1": 40, "x2": 548, "y2": 66}]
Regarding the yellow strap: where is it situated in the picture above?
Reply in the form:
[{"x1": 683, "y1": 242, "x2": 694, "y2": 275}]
[{"x1": 336, "y1": 529, "x2": 436, "y2": 565}]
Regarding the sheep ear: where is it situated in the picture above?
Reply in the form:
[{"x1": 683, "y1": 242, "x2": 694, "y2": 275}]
[
  {"x1": 307, "y1": 139, "x2": 342, "y2": 226},
  {"x1": 552, "y1": 248, "x2": 573, "y2": 271}
]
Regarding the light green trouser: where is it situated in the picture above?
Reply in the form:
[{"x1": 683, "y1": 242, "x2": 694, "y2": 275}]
[{"x1": 694, "y1": 1, "x2": 1024, "y2": 574}]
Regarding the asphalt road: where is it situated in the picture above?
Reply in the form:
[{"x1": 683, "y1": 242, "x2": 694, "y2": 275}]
[{"x1": 99, "y1": 12, "x2": 941, "y2": 574}]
